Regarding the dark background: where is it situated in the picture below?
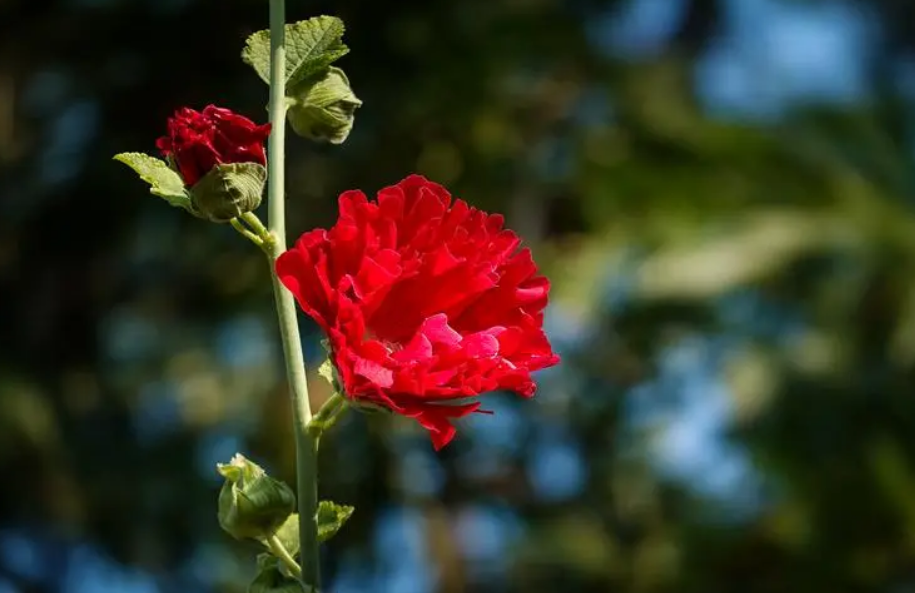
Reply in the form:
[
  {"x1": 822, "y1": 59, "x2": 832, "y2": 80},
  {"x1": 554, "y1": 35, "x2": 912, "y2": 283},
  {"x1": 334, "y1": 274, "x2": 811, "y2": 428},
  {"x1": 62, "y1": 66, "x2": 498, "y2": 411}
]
[{"x1": 3, "y1": 0, "x2": 915, "y2": 591}]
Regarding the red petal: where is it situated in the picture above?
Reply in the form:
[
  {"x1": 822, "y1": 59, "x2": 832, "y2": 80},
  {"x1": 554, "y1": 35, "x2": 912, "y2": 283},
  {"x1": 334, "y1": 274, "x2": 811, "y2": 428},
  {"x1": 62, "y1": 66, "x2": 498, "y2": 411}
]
[{"x1": 277, "y1": 175, "x2": 560, "y2": 449}]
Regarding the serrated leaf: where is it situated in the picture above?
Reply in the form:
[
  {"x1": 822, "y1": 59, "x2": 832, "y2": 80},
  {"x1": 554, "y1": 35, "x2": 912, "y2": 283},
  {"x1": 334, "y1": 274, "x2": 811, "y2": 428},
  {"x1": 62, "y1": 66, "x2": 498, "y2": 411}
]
[
  {"x1": 113, "y1": 152, "x2": 190, "y2": 209},
  {"x1": 242, "y1": 16, "x2": 349, "y2": 89},
  {"x1": 316, "y1": 500, "x2": 354, "y2": 542},
  {"x1": 259, "y1": 503, "x2": 352, "y2": 556}
]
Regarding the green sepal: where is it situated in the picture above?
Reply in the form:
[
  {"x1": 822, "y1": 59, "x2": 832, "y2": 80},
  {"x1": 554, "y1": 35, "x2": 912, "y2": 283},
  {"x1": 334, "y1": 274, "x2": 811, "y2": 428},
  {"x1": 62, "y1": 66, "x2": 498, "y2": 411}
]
[
  {"x1": 189, "y1": 162, "x2": 267, "y2": 223},
  {"x1": 216, "y1": 453, "x2": 296, "y2": 541},
  {"x1": 350, "y1": 400, "x2": 395, "y2": 416}
]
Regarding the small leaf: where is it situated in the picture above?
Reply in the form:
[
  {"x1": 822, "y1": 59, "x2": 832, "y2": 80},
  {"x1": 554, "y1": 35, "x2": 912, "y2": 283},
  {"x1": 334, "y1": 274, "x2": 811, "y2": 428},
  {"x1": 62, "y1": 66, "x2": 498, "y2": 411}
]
[
  {"x1": 266, "y1": 513, "x2": 300, "y2": 557},
  {"x1": 248, "y1": 555, "x2": 302, "y2": 593},
  {"x1": 242, "y1": 16, "x2": 349, "y2": 89},
  {"x1": 263, "y1": 503, "x2": 355, "y2": 552},
  {"x1": 316, "y1": 500, "x2": 354, "y2": 542},
  {"x1": 114, "y1": 152, "x2": 191, "y2": 209},
  {"x1": 255, "y1": 552, "x2": 278, "y2": 572}
]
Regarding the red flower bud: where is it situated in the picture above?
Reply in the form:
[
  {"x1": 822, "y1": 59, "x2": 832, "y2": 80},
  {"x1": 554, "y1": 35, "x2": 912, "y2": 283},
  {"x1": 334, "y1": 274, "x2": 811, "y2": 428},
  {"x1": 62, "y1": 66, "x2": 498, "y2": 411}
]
[
  {"x1": 276, "y1": 175, "x2": 561, "y2": 450},
  {"x1": 156, "y1": 105, "x2": 271, "y2": 187}
]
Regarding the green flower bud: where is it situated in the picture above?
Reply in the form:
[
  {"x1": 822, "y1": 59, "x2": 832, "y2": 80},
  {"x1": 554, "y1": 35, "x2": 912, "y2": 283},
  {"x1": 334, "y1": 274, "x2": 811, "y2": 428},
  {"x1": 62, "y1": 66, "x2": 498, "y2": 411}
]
[
  {"x1": 189, "y1": 162, "x2": 267, "y2": 223},
  {"x1": 287, "y1": 67, "x2": 362, "y2": 145},
  {"x1": 217, "y1": 454, "x2": 296, "y2": 541}
]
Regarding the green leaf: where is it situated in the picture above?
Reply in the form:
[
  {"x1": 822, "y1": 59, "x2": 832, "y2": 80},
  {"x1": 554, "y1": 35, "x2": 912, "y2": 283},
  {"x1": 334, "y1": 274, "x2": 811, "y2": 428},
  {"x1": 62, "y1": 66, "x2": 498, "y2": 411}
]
[
  {"x1": 316, "y1": 500, "x2": 354, "y2": 542},
  {"x1": 248, "y1": 554, "x2": 302, "y2": 593},
  {"x1": 242, "y1": 16, "x2": 349, "y2": 89},
  {"x1": 113, "y1": 152, "x2": 190, "y2": 209},
  {"x1": 263, "y1": 502, "x2": 355, "y2": 552},
  {"x1": 266, "y1": 513, "x2": 301, "y2": 557}
]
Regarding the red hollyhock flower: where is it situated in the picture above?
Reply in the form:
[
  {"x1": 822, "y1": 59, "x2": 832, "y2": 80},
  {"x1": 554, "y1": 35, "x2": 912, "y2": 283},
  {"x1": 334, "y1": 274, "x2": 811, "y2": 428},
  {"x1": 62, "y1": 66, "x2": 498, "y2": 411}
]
[
  {"x1": 155, "y1": 105, "x2": 271, "y2": 186},
  {"x1": 276, "y1": 175, "x2": 560, "y2": 449}
]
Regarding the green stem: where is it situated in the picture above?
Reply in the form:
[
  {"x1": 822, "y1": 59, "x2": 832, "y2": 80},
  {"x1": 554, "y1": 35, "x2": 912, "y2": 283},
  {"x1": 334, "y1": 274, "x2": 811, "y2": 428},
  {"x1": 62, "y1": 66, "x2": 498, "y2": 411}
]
[
  {"x1": 308, "y1": 393, "x2": 348, "y2": 434},
  {"x1": 230, "y1": 218, "x2": 264, "y2": 247},
  {"x1": 266, "y1": 535, "x2": 303, "y2": 579},
  {"x1": 266, "y1": 0, "x2": 321, "y2": 588},
  {"x1": 241, "y1": 211, "x2": 270, "y2": 240},
  {"x1": 309, "y1": 393, "x2": 344, "y2": 424}
]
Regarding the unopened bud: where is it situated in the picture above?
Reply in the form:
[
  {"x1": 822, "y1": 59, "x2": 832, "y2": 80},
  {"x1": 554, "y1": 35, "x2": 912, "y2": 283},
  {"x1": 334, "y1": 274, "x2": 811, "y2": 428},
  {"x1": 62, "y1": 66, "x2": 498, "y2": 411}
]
[
  {"x1": 217, "y1": 454, "x2": 295, "y2": 541},
  {"x1": 287, "y1": 67, "x2": 362, "y2": 145}
]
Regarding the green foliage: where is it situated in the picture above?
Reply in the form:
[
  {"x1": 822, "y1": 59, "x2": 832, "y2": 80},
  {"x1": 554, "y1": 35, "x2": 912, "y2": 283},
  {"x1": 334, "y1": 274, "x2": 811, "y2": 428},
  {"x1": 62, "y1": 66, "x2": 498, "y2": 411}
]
[
  {"x1": 266, "y1": 513, "x2": 301, "y2": 556},
  {"x1": 242, "y1": 16, "x2": 349, "y2": 89},
  {"x1": 255, "y1": 500, "x2": 351, "y2": 564},
  {"x1": 248, "y1": 554, "x2": 304, "y2": 593},
  {"x1": 112, "y1": 152, "x2": 190, "y2": 209},
  {"x1": 316, "y1": 500, "x2": 353, "y2": 542}
]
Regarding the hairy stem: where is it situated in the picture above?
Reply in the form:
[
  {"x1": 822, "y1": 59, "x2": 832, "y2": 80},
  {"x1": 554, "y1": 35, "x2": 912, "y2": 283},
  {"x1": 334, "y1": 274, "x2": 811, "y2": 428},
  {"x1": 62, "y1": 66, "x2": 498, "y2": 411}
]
[
  {"x1": 266, "y1": 0, "x2": 321, "y2": 588},
  {"x1": 308, "y1": 393, "x2": 349, "y2": 450},
  {"x1": 230, "y1": 218, "x2": 264, "y2": 247},
  {"x1": 241, "y1": 211, "x2": 270, "y2": 239}
]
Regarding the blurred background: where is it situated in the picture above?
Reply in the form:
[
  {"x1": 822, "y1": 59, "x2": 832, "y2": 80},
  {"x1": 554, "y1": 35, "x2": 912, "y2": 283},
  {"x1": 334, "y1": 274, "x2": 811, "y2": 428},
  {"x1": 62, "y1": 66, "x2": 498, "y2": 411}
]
[{"x1": 2, "y1": 0, "x2": 915, "y2": 591}]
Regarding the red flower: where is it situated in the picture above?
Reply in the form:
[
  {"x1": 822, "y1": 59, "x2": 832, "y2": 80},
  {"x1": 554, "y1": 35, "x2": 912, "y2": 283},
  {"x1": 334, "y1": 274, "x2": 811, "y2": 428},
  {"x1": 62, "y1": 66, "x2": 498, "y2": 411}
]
[
  {"x1": 276, "y1": 175, "x2": 560, "y2": 449},
  {"x1": 156, "y1": 105, "x2": 271, "y2": 186}
]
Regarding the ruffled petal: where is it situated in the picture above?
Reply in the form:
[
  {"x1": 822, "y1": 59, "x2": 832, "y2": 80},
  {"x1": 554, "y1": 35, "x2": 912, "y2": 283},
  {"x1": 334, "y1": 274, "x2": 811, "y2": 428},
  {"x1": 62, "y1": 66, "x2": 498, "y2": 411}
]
[{"x1": 278, "y1": 175, "x2": 560, "y2": 449}]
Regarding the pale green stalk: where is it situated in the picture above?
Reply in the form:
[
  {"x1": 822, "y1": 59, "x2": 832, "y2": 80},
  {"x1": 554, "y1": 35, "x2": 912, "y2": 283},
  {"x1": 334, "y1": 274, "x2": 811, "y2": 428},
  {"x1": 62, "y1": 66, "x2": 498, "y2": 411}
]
[
  {"x1": 267, "y1": 535, "x2": 303, "y2": 579},
  {"x1": 266, "y1": 0, "x2": 321, "y2": 588}
]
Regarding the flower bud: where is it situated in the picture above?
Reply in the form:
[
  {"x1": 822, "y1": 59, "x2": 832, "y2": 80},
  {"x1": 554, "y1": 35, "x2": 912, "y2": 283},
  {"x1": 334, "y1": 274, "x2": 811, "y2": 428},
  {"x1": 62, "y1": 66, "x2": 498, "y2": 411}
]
[
  {"x1": 287, "y1": 67, "x2": 362, "y2": 145},
  {"x1": 155, "y1": 105, "x2": 271, "y2": 224},
  {"x1": 217, "y1": 453, "x2": 296, "y2": 541},
  {"x1": 188, "y1": 162, "x2": 267, "y2": 222}
]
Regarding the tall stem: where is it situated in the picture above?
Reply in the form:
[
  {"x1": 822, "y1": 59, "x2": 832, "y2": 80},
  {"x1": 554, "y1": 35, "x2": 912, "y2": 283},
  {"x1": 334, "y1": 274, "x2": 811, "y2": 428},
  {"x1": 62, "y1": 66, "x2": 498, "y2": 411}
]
[{"x1": 266, "y1": 0, "x2": 321, "y2": 589}]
